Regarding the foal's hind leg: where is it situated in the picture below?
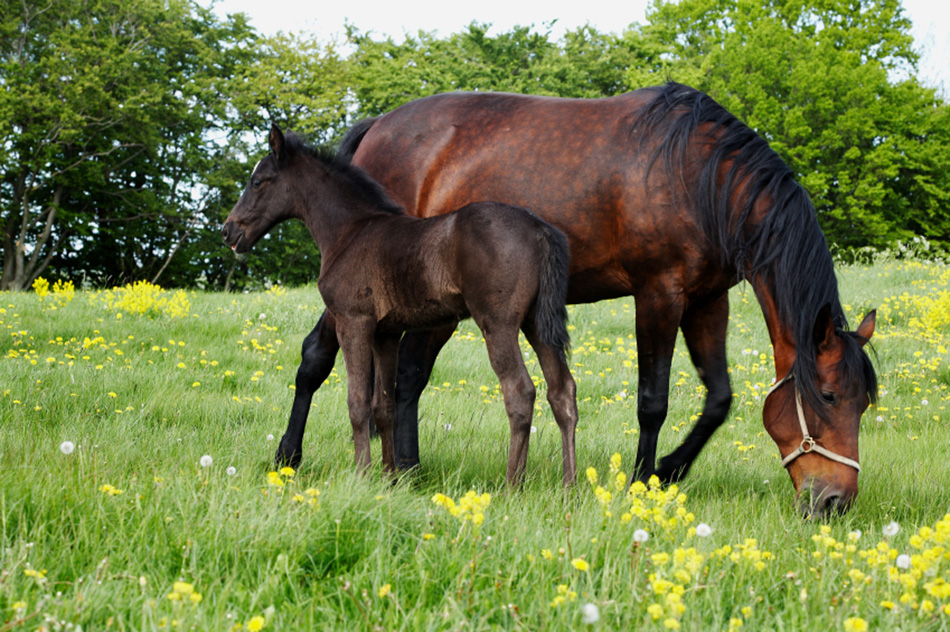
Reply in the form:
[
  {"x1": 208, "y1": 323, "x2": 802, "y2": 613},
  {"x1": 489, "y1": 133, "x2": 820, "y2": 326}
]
[
  {"x1": 656, "y1": 293, "x2": 733, "y2": 483},
  {"x1": 523, "y1": 325, "x2": 578, "y2": 486},
  {"x1": 479, "y1": 323, "x2": 536, "y2": 487}
]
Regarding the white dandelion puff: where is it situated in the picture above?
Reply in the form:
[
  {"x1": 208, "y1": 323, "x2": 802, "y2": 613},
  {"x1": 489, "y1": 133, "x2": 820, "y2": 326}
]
[
  {"x1": 883, "y1": 521, "x2": 900, "y2": 537},
  {"x1": 199, "y1": 455, "x2": 213, "y2": 468},
  {"x1": 695, "y1": 523, "x2": 713, "y2": 537},
  {"x1": 59, "y1": 441, "x2": 75, "y2": 455},
  {"x1": 580, "y1": 603, "x2": 600, "y2": 624}
]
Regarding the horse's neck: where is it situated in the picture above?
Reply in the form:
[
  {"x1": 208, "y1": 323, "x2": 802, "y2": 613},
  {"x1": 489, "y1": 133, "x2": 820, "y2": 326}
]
[{"x1": 750, "y1": 276, "x2": 796, "y2": 377}]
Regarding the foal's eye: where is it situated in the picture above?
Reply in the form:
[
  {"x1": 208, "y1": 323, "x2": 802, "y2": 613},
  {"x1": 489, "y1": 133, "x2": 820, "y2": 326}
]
[{"x1": 821, "y1": 391, "x2": 838, "y2": 406}]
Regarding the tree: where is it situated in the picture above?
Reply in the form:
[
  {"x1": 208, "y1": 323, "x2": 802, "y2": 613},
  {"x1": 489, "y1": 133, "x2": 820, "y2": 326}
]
[
  {"x1": 0, "y1": 0, "x2": 257, "y2": 290},
  {"x1": 644, "y1": 0, "x2": 950, "y2": 249}
]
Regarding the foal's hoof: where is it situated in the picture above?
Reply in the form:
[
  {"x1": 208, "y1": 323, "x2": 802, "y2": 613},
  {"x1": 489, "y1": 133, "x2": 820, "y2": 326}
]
[{"x1": 275, "y1": 443, "x2": 303, "y2": 470}]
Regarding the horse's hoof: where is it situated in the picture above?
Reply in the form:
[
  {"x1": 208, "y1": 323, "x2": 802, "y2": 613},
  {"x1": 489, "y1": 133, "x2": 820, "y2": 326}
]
[
  {"x1": 655, "y1": 459, "x2": 689, "y2": 485},
  {"x1": 395, "y1": 458, "x2": 420, "y2": 472},
  {"x1": 275, "y1": 443, "x2": 302, "y2": 469}
]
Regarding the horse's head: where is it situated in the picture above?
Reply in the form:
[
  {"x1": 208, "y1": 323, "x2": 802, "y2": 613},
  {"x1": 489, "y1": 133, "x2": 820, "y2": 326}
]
[
  {"x1": 223, "y1": 124, "x2": 296, "y2": 253},
  {"x1": 764, "y1": 307, "x2": 876, "y2": 519}
]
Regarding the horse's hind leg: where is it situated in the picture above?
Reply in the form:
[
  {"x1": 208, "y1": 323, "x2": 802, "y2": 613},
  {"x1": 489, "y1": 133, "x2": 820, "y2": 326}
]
[
  {"x1": 480, "y1": 323, "x2": 536, "y2": 487},
  {"x1": 393, "y1": 324, "x2": 457, "y2": 470},
  {"x1": 656, "y1": 293, "x2": 732, "y2": 483},
  {"x1": 523, "y1": 325, "x2": 578, "y2": 486},
  {"x1": 277, "y1": 310, "x2": 340, "y2": 468},
  {"x1": 372, "y1": 333, "x2": 401, "y2": 475}
]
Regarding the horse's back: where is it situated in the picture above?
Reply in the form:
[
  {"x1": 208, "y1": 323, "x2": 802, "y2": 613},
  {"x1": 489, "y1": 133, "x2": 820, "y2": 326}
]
[{"x1": 350, "y1": 88, "x2": 718, "y2": 304}]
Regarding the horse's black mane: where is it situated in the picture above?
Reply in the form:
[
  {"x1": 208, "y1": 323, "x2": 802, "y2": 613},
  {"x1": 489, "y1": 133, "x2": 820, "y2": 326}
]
[
  {"x1": 283, "y1": 131, "x2": 405, "y2": 216},
  {"x1": 639, "y1": 82, "x2": 877, "y2": 412}
]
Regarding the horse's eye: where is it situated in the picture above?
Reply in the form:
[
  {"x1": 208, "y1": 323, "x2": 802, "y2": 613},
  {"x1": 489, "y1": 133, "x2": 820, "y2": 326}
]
[
  {"x1": 821, "y1": 391, "x2": 838, "y2": 406},
  {"x1": 252, "y1": 179, "x2": 262, "y2": 189}
]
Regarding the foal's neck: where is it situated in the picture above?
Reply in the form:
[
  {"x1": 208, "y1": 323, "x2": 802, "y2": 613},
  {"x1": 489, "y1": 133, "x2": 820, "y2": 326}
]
[{"x1": 294, "y1": 157, "x2": 398, "y2": 254}]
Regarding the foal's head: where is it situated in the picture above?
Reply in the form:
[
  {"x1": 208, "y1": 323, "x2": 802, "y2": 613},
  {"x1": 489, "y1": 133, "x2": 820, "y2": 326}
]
[{"x1": 223, "y1": 124, "x2": 300, "y2": 253}]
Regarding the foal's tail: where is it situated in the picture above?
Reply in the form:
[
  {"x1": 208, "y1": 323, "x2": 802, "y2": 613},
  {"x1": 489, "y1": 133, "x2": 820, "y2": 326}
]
[{"x1": 534, "y1": 224, "x2": 572, "y2": 362}]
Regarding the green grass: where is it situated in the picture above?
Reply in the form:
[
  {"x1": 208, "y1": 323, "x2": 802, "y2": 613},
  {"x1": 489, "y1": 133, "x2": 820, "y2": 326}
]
[{"x1": 1, "y1": 260, "x2": 949, "y2": 631}]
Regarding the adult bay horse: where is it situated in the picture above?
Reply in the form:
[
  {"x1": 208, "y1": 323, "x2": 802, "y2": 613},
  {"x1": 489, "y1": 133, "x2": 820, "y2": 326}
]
[
  {"x1": 276, "y1": 82, "x2": 877, "y2": 517},
  {"x1": 224, "y1": 125, "x2": 578, "y2": 485}
]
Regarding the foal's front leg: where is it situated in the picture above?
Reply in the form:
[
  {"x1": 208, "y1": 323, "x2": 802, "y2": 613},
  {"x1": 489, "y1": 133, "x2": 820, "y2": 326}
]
[
  {"x1": 335, "y1": 316, "x2": 376, "y2": 471},
  {"x1": 372, "y1": 334, "x2": 401, "y2": 474}
]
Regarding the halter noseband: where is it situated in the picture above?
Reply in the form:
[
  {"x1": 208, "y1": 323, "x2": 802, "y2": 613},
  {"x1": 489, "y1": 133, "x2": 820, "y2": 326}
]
[{"x1": 766, "y1": 373, "x2": 861, "y2": 473}]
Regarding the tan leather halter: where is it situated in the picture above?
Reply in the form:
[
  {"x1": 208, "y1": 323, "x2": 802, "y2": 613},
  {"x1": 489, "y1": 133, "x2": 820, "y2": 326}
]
[{"x1": 766, "y1": 373, "x2": 861, "y2": 472}]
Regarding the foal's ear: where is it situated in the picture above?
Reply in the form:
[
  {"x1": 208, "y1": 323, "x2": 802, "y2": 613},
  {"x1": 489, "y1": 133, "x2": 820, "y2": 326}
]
[
  {"x1": 813, "y1": 303, "x2": 836, "y2": 353},
  {"x1": 269, "y1": 123, "x2": 286, "y2": 162}
]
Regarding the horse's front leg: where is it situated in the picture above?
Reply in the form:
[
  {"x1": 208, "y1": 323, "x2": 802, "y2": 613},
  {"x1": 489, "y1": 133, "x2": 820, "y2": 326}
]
[
  {"x1": 277, "y1": 310, "x2": 340, "y2": 468},
  {"x1": 336, "y1": 316, "x2": 376, "y2": 472},
  {"x1": 632, "y1": 290, "x2": 683, "y2": 483},
  {"x1": 393, "y1": 325, "x2": 457, "y2": 470},
  {"x1": 373, "y1": 333, "x2": 401, "y2": 475},
  {"x1": 657, "y1": 293, "x2": 733, "y2": 483}
]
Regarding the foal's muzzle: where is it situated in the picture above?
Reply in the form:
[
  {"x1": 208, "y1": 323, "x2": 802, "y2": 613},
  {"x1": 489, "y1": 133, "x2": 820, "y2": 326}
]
[{"x1": 222, "y1": 222, "x2": 247, "y2": 253}]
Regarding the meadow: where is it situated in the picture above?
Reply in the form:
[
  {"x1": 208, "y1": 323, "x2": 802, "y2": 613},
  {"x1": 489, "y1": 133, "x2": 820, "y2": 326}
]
[{"x1": 1, "y1": 256, "x2": 949, "y2": 631}]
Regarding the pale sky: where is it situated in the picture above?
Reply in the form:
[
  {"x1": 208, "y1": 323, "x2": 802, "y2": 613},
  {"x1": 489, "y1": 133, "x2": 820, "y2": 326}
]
[{"x1": 210, "y1": 0, "x2": 948, "y2": 96}]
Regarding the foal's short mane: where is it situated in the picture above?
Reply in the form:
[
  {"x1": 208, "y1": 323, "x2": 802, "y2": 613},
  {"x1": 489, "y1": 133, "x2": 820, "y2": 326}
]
[
  {"x1": 637, "y1": 82, "x2": 877, "y2": 411},
  {"x1": 283, "y1": 131, "x2": 405, "y2": 215}
]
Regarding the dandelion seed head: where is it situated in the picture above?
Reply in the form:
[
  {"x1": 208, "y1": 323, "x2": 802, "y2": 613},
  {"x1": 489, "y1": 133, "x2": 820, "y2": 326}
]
[
  {"x1": 883, "y1": 521, "x2": 900, "y2": 537},
  {"x1": 896, "y1": 554, "x2": 911, "y2": 569},
  {"x1": 226, "y1": 466, "x2": 237, "y2": 477},
  {"x1": 695, "y1": 523, "x2": 713, "y2": 537},
  {"x1": 634, "y1": 529, "x2": 650, "y2": 543},
  {"x1": 580, "y1": 602, "x2": 600, "y2": 624},
  {"x1": 59, "y1": 441, "x2": 75, "y2": 455},
  {"x1": 199, "y1": 455, "x2": 213, "y2": 468}
]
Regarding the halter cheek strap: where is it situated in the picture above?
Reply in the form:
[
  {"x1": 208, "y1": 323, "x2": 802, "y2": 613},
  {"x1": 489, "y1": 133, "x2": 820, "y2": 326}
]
[{"x1": 766, "y1": 373, "x2": 861, "y2": 473}]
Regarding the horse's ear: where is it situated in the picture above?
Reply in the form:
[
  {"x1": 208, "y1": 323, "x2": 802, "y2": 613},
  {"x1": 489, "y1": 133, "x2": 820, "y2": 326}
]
[
  {"x1": 269, "y1": 123, "x2": 285, "y2": 162},
  {"x1": 813, "y1": 303, "x2": 836, "y2": 353},
  {"x1": 855, "y1": 310, "x2": 876, "y2": 346}
]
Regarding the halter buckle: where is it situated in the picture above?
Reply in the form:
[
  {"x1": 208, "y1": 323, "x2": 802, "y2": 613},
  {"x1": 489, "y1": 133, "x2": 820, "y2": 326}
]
[{"x1": 799, "y1": 437, "x2": 816, "y2": 453}]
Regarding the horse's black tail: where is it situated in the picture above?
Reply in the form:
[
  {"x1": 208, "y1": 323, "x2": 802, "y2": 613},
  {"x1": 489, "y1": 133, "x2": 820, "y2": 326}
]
[
  {"x1": 338, "y1": 117, "x2": 379, "y2": 163},
  {"x1": 534, "y1": 224, "x2": 572, "y2": 362}
]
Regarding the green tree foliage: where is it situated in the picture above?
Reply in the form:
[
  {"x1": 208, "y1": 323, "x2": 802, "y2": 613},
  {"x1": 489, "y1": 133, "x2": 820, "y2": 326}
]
[
  {"x1": 646, "y1": 0, "x2": 950, "y2": 249},
  {"x1": 0, "y1": 0, "x2": 262, "y2": 290},
  {"x1": 1, "y1": 2, "x2": 948, "y2": 289}
]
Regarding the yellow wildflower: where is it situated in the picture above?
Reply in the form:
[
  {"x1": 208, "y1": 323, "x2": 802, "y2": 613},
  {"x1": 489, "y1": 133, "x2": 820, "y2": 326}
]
[{"x1": 843, "y1": 618, "x2": 868, "y2": 632}]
